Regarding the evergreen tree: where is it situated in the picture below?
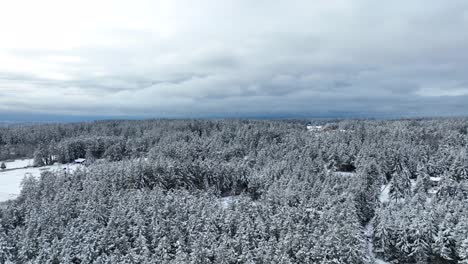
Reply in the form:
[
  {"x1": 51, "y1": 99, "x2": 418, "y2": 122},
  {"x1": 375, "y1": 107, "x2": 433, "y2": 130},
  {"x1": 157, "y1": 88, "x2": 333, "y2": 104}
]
[
  {"x1": 459, "y1": 238, "x2": 468, "y2": 264},
  {"x1": 450, "y1": 150, "x2": 468, "y2": 182},
  {"x1": 355, "y1": 160, "x2": 381, "y2": 223},
  {"x1": 389, "y1": 168, "x2": 412, "y2": 203},
  {"x1": 33, "y1": 148, "x2": 46, "y2": 167},
  {"x1": 414, "y1": 163, "x2": 431, "y2": 192},
  {"x1": 0, "y1": 225, "x2": 12, "y2": 264},
  {"x1": 433, "y1": 215, "x2": 457, "y2": 262}
]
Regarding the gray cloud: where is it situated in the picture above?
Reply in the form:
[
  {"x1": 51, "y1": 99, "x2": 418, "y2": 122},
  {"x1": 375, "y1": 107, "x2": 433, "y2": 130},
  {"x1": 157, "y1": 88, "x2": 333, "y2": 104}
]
[{"x1": 0, "y1": 0, "x2": 468, "y2": 119}]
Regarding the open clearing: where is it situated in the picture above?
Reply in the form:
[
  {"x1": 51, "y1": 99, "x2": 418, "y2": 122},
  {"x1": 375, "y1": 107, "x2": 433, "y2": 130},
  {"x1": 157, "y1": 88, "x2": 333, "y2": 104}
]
[{"x1": 0, "y1": 159, "x2": 81, "y2": 202}]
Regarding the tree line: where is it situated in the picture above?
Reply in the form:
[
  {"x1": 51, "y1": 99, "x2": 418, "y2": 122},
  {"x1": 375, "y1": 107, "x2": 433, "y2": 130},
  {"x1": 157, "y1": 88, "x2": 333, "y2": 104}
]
[{"x1": 0, "y1": 118, "x2": 467, "y2": 263}]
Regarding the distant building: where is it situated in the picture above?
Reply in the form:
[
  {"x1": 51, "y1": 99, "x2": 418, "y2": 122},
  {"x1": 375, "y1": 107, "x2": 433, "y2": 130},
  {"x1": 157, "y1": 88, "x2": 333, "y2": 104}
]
[
  {"x1": 307, "y1": 124, "x2": 346, "y2": 133},
  {"x1": 74, "y1": 158, "x2": 86, "y2": 164},
  {"x1": 429, "y1": 176, "x2": 441, "y2": 187},
  {"x1": 307, "y1": 125, "x2": 323, "y2": 132}
]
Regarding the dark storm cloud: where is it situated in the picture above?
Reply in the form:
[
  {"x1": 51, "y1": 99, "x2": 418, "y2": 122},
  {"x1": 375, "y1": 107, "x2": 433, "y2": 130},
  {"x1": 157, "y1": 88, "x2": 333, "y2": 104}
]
[{"x1": 1, "y1": 0, "x2": 468, "y2": 119}]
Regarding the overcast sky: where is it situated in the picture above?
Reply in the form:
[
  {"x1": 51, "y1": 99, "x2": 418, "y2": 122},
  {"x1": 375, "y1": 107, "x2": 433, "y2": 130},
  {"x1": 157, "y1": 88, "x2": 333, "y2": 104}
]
[{"x1": 1, "y1": 0, "x2": 468, "y2": 120}]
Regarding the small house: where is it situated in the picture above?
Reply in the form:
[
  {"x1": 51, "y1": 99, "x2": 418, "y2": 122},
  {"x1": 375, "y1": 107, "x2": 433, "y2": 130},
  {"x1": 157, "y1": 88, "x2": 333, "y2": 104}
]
[
  {"x1": 429, "y1": 176, "x2": 441, "y2": 187},
  {"x1": 74, "y1": 158, "x2": 86, "y2": 164}
]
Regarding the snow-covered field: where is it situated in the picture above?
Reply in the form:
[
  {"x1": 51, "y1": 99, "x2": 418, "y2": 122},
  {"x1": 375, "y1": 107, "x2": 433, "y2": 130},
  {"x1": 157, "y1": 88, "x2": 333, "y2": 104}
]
[
  {"x1": 1, "y1": 158, "x2": 34, "y2": 170},
  {"x1": 0, "y1": 160, "x2": 81, "y2": 202}
]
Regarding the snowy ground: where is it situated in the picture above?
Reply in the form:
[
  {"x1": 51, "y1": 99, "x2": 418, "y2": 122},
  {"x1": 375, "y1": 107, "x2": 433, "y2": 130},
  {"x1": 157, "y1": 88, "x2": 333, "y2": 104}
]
[
  {"x1": 219, "y1": 196, "x2": 240, "y2": 209},
  {"x1": 334, "y1": 171, "x2": 356, "y2": 177},
  {"x1": 379, "y1": 183, "x2": 390, "y2": 203},
  {"x1": 365, "y1": 221, "x2": 375, "y2": 262},
  {"x1": 410, "y1": 179, "x2": 417, "y2": 192},
  {"x1": 374, "y1": 259, "x2": 390, "y2": 264},
  {"x1": 1, "y1": 158, "x2": 34, "y2": 170},
  {"x1": 0, "y1": 160, "x2": 81, "y2": 202}
]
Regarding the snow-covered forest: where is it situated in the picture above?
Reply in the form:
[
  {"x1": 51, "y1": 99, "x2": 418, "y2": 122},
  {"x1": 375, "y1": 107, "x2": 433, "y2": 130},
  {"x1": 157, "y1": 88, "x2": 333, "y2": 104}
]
[{"x1": 0, "y1": 119, "x2": 467, "y2": 263}]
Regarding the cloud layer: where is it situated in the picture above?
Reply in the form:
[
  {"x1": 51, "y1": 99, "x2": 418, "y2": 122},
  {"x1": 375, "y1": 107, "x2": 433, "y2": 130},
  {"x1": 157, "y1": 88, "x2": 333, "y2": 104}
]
[{"x1": 1, "y1": 0, "x2": 468, "y2": 119}]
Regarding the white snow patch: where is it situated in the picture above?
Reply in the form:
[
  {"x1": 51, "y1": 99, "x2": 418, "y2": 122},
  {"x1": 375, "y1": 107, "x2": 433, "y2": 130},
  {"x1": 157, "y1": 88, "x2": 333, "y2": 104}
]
[
  {"x1": 334, "y1": 171, "x2": 356, "y2": 177},
  {"x1": 0, "y1": 163, "x2": 82, "y2": 202},
  {"x1": 410, "y1": 179, "x2": 417, "y2": 192},
  {"x1": 0, "y1": 158, "x2": 34, "y2": 170},
  {"x1": 374, "y1": 259, "x2": 390, "y2": 264},
  {"x1": 219, "y1": 196, "x2": 239, "y2": 209},
  {"x1": 428, "y1": 188, "x2": 439, "y2": 195},
  {"x1": 379, "y1": 183, "x2": 390, "y2": 203},
  {"x1": 365, "y1": 221, "x2": 374, "y2": 254},
  {"x1": 307, "y1": 125, "x2": 323, "y2": 131}
]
